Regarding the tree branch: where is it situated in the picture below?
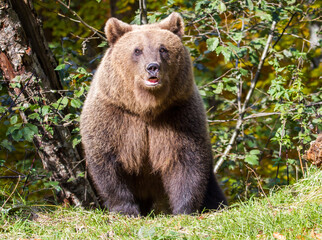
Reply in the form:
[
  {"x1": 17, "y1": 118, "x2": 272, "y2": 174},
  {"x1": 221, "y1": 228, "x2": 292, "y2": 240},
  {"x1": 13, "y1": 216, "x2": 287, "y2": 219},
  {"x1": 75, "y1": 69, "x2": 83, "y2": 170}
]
[
  {"x1": 199, "y1": 69, "x2": 233, "y2": 89},
  {"x1": 139, "y1": 0, "x2": 147, "y2": 25},
  {"x1": 272, "y1": 12, "x2": 297, "y2": 49},
  {"x1": 236, "y1": 16, "x2": 245, "y2": 120},
  {"x1": 55, "y1": 0, "x2": 107, "y2": 41},
  {"x1": 209, "y1": 102, "x2": 322, "y2": 123},
  {"x1": 214, "y1": 20, "x2": 277, "y2": 173},
  {"x1": 208, "y1": 112, "x2": 279, "y2": 123}
]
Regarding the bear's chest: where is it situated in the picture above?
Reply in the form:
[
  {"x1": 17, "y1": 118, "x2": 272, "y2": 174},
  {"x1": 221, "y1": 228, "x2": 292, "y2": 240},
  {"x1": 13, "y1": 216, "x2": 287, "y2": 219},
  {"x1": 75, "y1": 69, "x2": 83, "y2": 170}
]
[
  {"x1": 115, "y1": 112, "x2": 149, "y2": 174},
  {"x1": 107, "y1": 106, "x2": 182, "y2": 175}
]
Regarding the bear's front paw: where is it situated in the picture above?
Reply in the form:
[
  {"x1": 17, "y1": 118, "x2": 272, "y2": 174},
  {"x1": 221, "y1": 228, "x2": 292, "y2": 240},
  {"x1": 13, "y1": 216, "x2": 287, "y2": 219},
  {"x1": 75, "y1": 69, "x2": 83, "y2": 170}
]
[
  {"x1": 172, "y1": 201, "x2": 200, "y2": 215},
  {"x1": 172, "y1": 207, "x2": 197, "y2": 215},
  {"x1": 109, "y1": 203, "x2": 140, "y2": 217}
]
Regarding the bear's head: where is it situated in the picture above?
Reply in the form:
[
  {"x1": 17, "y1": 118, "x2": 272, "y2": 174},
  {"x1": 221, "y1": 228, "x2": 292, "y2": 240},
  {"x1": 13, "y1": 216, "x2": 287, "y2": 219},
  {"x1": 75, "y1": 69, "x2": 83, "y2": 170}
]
[{"x1": 98, "y1": 13, "x2": 194, "y2": 118}]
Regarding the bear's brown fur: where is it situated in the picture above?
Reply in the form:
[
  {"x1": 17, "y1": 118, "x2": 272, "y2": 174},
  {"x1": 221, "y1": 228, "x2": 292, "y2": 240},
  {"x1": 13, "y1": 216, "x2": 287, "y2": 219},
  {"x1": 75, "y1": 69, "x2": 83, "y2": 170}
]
[{"x1": 80, "y1": 12, "x2": 227, "y2": 215}]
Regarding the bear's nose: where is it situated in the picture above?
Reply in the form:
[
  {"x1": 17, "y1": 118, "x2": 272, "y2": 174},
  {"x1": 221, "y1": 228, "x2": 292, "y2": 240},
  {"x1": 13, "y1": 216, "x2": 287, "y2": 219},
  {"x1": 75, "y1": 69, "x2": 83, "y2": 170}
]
[{"x1": 146, "y1": 63, "x2": 160, "y2": 75}]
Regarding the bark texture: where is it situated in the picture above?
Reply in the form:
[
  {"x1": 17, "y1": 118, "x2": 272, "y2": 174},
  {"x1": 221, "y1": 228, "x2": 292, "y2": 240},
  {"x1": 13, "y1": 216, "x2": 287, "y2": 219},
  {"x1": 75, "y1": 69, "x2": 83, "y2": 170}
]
[{"x1": 0, "y1": 0, "x2": 98, "y2": 207}]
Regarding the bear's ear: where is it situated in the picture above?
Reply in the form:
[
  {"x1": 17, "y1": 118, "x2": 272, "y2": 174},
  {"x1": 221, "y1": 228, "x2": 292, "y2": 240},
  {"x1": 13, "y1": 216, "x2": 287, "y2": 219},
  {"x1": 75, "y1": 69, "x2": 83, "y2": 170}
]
[
  {"x1": 159, "y1": 12, "x2": 184, "y2": 38},
  {"x1": 104, "y1": 18, "x2": 132, "y2": 45}
]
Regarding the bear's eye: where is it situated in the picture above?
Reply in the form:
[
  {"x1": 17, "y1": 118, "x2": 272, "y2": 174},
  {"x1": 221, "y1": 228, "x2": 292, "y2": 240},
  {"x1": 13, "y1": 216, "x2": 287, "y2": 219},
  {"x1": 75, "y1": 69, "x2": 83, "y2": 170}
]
[
  {"x1": 159, "y1": 47, "x2": 168, "y2": 53},
  {"x1": 134, "y1": 48, "x2": 142, "y2": 56}
]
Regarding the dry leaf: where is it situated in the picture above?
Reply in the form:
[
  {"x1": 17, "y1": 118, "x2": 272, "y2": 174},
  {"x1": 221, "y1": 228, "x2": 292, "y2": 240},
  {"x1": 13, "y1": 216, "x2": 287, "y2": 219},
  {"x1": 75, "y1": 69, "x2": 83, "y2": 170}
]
[
  {"x1": 256, "y1": 234, "x2": 267, "y2": 239},
  {"x1": 296, "y1": 234, "x2": 306, "y2": 240},
  {"x1": 305, "y1": 134, "x2": 322, "y2": 167},
  {"x1": 273, "y1": 232, "x2": 286, "y2": 240},
  {"x1": 311, "y1": 230, "x2": 322, "y2": 240}
]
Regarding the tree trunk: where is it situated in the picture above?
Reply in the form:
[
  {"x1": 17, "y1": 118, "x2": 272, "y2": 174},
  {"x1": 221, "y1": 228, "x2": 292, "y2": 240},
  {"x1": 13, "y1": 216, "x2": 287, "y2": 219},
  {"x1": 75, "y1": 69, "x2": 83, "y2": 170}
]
[{"x1": 0, "y1": 0, "x2": 99, "y2": 207}]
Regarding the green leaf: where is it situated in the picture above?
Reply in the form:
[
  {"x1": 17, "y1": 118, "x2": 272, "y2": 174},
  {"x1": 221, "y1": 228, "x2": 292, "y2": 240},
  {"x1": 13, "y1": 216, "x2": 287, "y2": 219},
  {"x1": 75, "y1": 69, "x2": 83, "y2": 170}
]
[
  {"x1": 0, "y1": 106, "x2": 5, "y2": 114},
  {"x1": 45, "y1": 125, "x2": 54, "y2": 135},
  {"x1": 287, "y1": 159, "x2": 296, "y2": 165},
  {"x1": 247, "y1": 0, "x2": 254, "y2": 11},
  {"x1": 255, "y1": 9, "x2": 272, "y2": 21},
  {"x1": 67, "y1": 176, "x2": 76, "y2": 183},
  {"x1": 1, "y1": 139, "x2": 14, "y2": 151},
  {"x1": 167, "y1": 0, "x2": 175, "y2": 6},
  {"x1": 0, "y1": 159, "x2": 5, "y2": 166},
  {"x1": 221, "y1": 47, "x2": 231, "y2": 63},
  {"x1": 216, "y1": 46, "x2": 232, "y2": 62},
  {"x1": 63, "y1": 113, "x2": 73, "y2": 121},
  {"x1": 312, "y1": 118, "x2": 321, "y2": 124},
  {"x1": 245, "y1": 154, "x2": 259, "y2": 165},
  {"x1": 272, "y1": 157, "x2": 282, "y2": 167},
  {"x1": 26, "y1": 123, "x2": 38, "y2": 135},
  {"x1": 250, "y1": 51, "x2": 259, "y2": 65},
  {"x1": 195, "y1": 2, "x2": 202, "y2": 11},
  {"x1": 225, "y1": 84, "x2": 238, "y2": 93},
  {"x1": 227, "y1": 42, "x2": 238, "y2": 52},
  {"x1": 250, "y1": 149, "x2": 260, "y2": 155},
  {"x1": 77, "y1": 67, "x2": 89, "y2": 75},
  {"x1": 10, "y1": 115, "x2": 18, "y2": 125},
  {"x1": 60, "y1": 97, "x2": 69, "y2": 108},
  {"x1": 7, "y1": 124, "x2": 22, "y2": 135},
  {"x1": 214, "y1": 82, "x2": 223, "y2": 94},
  {"x1": 71, "y1": 127, "x2": 80, "y2": 134},
  {"x1": 75, "y1": 86, "x2": 85, "y2": 98},
  {"x1": 44, "y1": 181, "x2": 61, "y2": 191},
  {"x1": 218, "y1": 1, "x2": 226, "y2": 13},
  {"x1": 52, "y1": 97, "x2": 69, "y2": 110},
  {"x1": 239, "y1": 68, "x2": 249, "y2": 76},
  {"x1": 30, "y1": 103, "x2": 40, "y2": 111},
  {"x1": 216, "y1": 46, "x2": 223, "y2": 55},
  {"x1": 298, "y1": 107, "x2": 304, "y2": 114},
  {"x1": 11, "y1": 129, "x2": 23, "y2": 142},
  {"x1": 72, "y1": 135, "x2": 81, "y2": 148},
  {"x1": 206, "y1": 38, "x2": 219, "y2": 52},
  {"x1": 233, "y1": 32, "x2": 243, "y2": 42},
  {"x1": 199, "y1": 90, "x2": 206, "y2": 96},
  {"x1": 71, "y1": 99, "x2": 82, "y2": 109},
  {"x1": 148, "y1": 14, "x2": 157, "y2": 23},
  {"x1": 22, "y1": 127, "x2": 34, "y2": 142},
  {"x1": 41, "y1": 105, "x2": 50, "y2": 116},
  {"x1": 55, "y1": 64, "x2": 66, "y2": 71},
  {"x1": 97, "y1": 41, "x2": 107, "y2": 47},
  {"x1": 283, "y1": 49, "x2": 292, "y2": 58},
  {"x1": 28, "y1": 113, "x2": 40, "y2": 120},
  {"x1": 77, "y1": 172, "x2": 85, "y2": 178}
]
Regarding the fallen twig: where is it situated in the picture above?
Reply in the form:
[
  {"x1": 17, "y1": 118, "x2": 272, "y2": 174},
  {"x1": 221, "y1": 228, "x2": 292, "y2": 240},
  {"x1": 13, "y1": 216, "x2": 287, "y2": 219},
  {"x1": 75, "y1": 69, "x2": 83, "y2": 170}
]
[
  {"x1": 0, "y1": 175, "x2": 21, "y2": 210},
  {"x1": 246, "y1": 165, "x2": 273, "y2": 209}
]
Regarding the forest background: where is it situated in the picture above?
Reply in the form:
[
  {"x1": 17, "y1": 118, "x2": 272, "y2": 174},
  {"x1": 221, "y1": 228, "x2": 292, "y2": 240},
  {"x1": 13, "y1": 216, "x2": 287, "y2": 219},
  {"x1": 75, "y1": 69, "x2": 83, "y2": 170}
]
[{"x1": 0, "y1": 0, "x2": 321, "y2": 208}]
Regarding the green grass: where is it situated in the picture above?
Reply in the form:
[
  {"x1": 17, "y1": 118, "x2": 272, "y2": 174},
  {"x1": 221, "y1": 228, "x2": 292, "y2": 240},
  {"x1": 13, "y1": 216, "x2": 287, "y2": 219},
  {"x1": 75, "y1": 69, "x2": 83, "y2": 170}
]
[{"x1": 1, "y1": 169, "x2": 321, "y2": 240}]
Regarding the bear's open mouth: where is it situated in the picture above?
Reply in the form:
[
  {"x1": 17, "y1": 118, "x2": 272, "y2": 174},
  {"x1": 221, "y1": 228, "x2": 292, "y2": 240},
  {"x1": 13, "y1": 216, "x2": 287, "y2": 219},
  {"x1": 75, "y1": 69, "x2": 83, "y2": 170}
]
[
  {"x1": 148, "y1": 77, "x2": 159, "y2": 83},
  {"x1": 145, "y1": 77, "x2": 160, "y2": 86}
]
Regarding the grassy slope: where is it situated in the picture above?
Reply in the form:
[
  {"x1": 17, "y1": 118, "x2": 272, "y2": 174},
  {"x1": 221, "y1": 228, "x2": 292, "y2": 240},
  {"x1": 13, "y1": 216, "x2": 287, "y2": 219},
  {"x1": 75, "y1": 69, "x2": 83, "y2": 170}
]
[{"x1": 1, "y1": 169, "x2": 321, "y2": 240}]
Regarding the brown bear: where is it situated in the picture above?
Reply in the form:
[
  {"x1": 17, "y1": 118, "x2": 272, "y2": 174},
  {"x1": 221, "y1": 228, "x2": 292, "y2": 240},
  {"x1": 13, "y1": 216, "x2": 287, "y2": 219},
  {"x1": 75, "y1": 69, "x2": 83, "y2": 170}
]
[{"x1": 80, "y1": 12, "x2": 227, "y2": 216}]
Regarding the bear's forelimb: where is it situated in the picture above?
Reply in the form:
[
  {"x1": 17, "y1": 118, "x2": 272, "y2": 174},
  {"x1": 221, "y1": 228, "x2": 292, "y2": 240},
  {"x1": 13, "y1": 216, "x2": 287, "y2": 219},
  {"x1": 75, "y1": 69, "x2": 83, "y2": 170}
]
[
  {"x1": 161, "y1": 161, "x2": 207, "y2": 214},
  {"x1": 87, "y1": 158, "x2": 140, "y2": 216}
]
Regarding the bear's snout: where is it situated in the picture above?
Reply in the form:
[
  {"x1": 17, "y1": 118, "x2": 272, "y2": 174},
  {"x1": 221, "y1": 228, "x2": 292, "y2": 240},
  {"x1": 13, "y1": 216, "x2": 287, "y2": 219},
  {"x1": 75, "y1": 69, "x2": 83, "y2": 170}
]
[{"x1": 146, "y1": 62, "x2": 160, "y2": 76}]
